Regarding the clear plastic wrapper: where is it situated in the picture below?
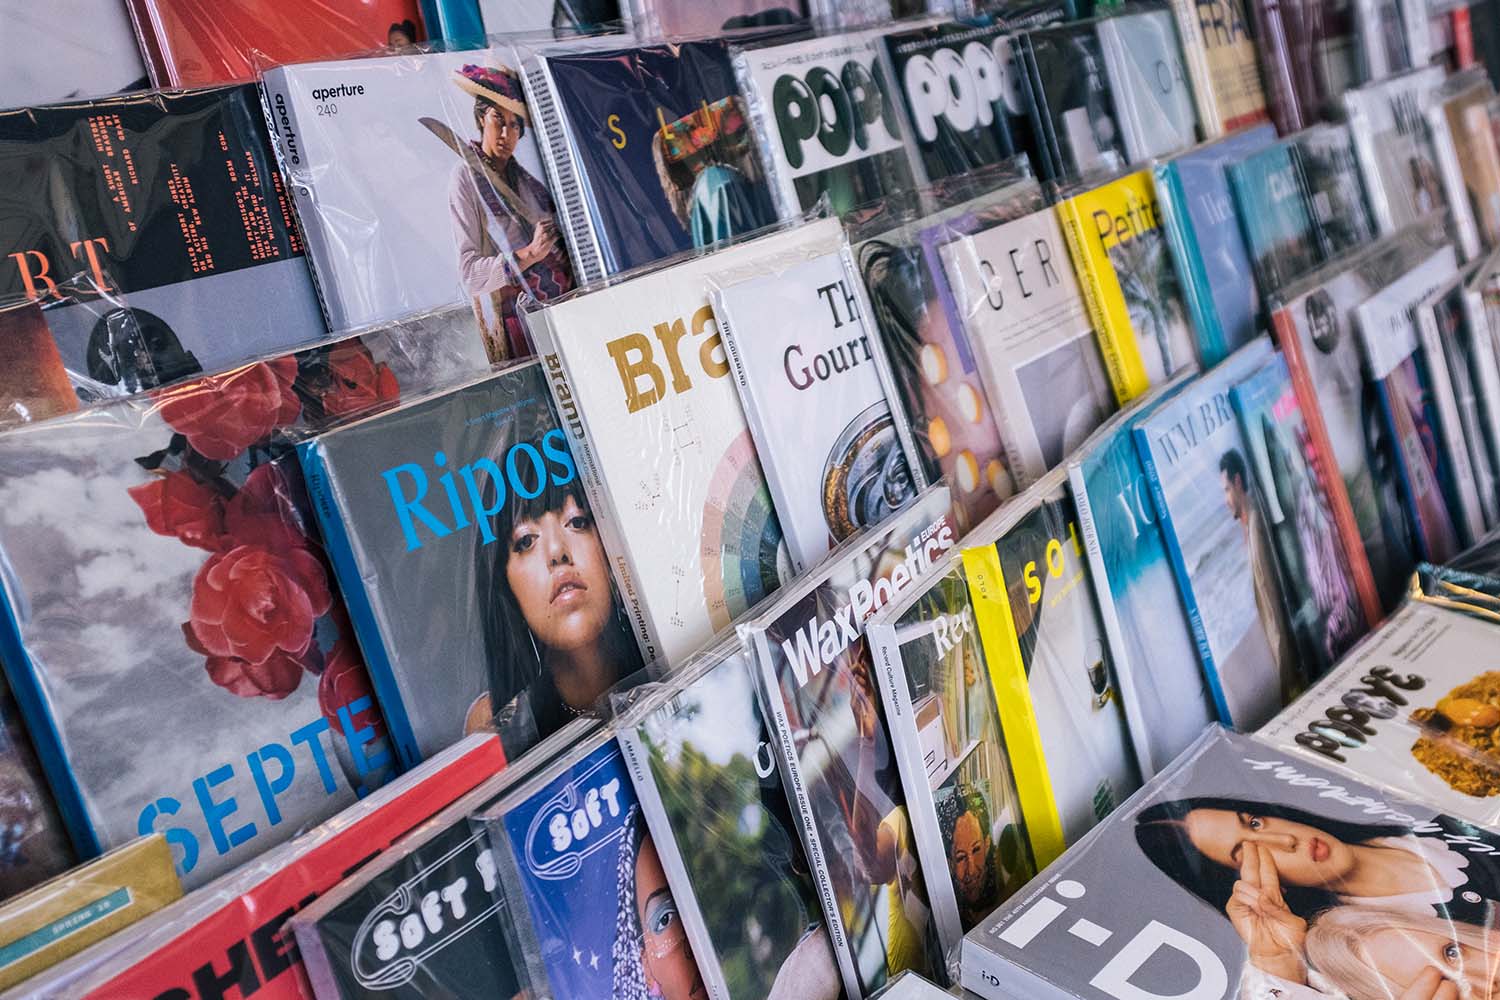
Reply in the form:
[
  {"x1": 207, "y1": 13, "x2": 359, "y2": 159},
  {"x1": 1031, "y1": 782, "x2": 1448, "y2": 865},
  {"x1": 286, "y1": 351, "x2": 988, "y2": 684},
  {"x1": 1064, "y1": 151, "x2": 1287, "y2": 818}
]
[
  {"x1": 287, "y1": 717, "x2": 595, "y2": 1000},
  {"x1": 962, "y1": 725, "x2": 1500, "y2": 1000},
  {"x1": 474, "y1": 726, "x2": 714, "y2": 999},
  {"x1": 260, "y1": 41, "x2": 576, "y2": 362},
  {"x1": 517, "y1": 32, "x2": 782, "y2": 283},
  {"x1": 707, "y1": 218, "x2": 924, "y2": 573},
  {"x1": 298, "y1": 359, "x2": 642, "y2": 770},
  {"x1": 1291, "y1": 122, "x2": 1379, "y2": 263},
  {"x1": 0, "y1": 85, "x2": 329, "y2": 414},
  {"x1": 931, "y1": 191, "x2": 1116, "y2": 490},
  {"x1": 0, "y1": 304, "x2": 489, "y2": 889},
  {"x1": 739, "y1": 484, "x2": 956, "y2": 997},
  {"x1": 1014, "y1": 22, "x2": 1128, "y2": 184},
  {"x1": 1460, "y1": 253, "x2": 1500, "y2": 522},
  {"x1": 615, "y1": 639, "x2": 840, "y2": 1000},
  {"x1": 1353, "y1": 244, "x2": 1468, "y2": 561},
  {"x1": 1229, "y1": 354, "x2": 1373, "y2": 677},
  {"x1": 0, "y1": 835, "x2": 177, "y2": 991},
  {"x1": 1067, "y1": 368, "x2": 1217, "y2": 780},
  {"x1": 1427, "y1": 69, "x2": 1499, "y2": 263},
  {"x1": 877, "y1": 971, "x2": 954, "y2": 998},
  {"x1": 521, "y1": 223, "x2": 842, "y2": 672},
  {"x1": 1153, "y1": 125, "x2": 1278, "y2": 367},
  {"x1": 1, "y1": 2, "x2": 147, "y2": 108},
  {"x1": 1343, "y1": 65, "x2": 1448, "y2": 235},
  {"x1": 1227, "y1": 135, "x2": 1325, "y2": 297},
  {"x1": 865, "y1": 554, "x2": 1037, "y2": 983},
  {"x1": 475, "y1": 0, "x2": 624, "y2": 34},
  {"x1": 1133, "y1": 337, "x2": 1299, "y2": 730},
  {"x1": 1094, "y1": 6, "x2": 1200, "y2": 163},
  {"x1": 5, "y1": 734, "x2": 503, "y2": 1000},
  {"x1": 125, "y1": 0, "x2": 425, "y2": 88},
  {"x1": 850, "y1": 166, "x2": 1039, "y2": 534},
  {"x1": 1353, "y1": 0, "x2": 1413, "y2": 80},
  {"x1": 733, "y1": 28, "x2": 921, "y2": 221},
  {"x1": 631, "y1": 0, "x2": 810, "y2": 35},
  {"x1": 0, "y1": 672, "x2": 73, "y2": 905},
  {"x1": 959, "y1": 467, "x2": 1140, "y2": 870}
]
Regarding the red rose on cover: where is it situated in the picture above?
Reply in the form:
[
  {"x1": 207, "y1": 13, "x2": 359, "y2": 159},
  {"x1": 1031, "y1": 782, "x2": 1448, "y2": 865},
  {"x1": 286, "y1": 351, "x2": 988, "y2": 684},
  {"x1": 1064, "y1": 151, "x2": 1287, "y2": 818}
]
[
  {"x1": 185, "y1": 544, "x2": 333, "y2": 670},
  {"x1": 319, "y1": 342, "x2": 400, "y2": 418},
  {"x1": 319, "y1": 639, "x2": 386, "y2": 740},
  {"x1": 222, "y1": 463, "x2": 310, "y2": 553},
  {"x1": 156, "y1": 357, "x2": 302, "y2": 461},
  {"x1": 203, "y1": 648, "x2": 312, "y2": 700},
  {"x1": 127, "y1": 471, "x2": 226, "y2": 551}
]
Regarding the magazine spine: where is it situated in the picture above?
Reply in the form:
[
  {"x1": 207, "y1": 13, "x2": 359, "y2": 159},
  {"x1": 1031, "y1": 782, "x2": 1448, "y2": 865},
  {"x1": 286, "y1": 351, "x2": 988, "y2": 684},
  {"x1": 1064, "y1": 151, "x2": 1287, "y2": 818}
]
[
  {"x1": 480, "y1": 811, "x2": 553, "y2": 999},
  {"x1": 866, "y1": 617, "x2": 966, "y2": 966},
  {"x1": 744, "y1": 628, "x2": 863, "y2": 1000},
  {"x1": 1169, "y1": 0, "x2": 1225, "y2": 136},
  {"x1": 1129, "y1": 425, "x2": 1236, "y2": 724},
  {"x1": 616, "y1": 723, "x2": 732, "y2": 1000},
  {"x1": 522, "y1": 57, "x2": 608, "y2": 285},
  {"x1": 958, "y1": 545, "x2": 1066, "y2": 869},
  {"x1": 1154, "y1": 162, "x2": 1227, "y2": 367},
  {"x1": 527, "y1": 307, "x2": 663, "y2": 668},
  {"x1": 1066, "y1": 461, "x2": 1157, "y2": 778},
  {"x1": 1425, "y1": 104, "x2": 1483, "y2": 262},
  {"x1": 1461, "y1": 287, "x2": 1500, "y2": 501},
  {"x1": 296, "y1": 439, "x2": 423, "y2": 770},
  {"x1": 1416, "y1": 303, "x2": 1488, "y2": 544},
  {"x1": 1056, "y1": 198, "x2": 1147, "y2": 406},
  {"x1": 287, "y1": 917, "x2": 339, "y2": 1000},
  {"x1": 733, "y1": 50, "x2": 801, "y2": 223},
  {"x1": 1344, "y1": 96, "x2": 1397, "y2": 234},
  {"x1": 1399, "y1": 0, "x2": 1434, "y2": 65},
  {"x1": 1249, "y1": 0, "x2": 1304, "y2": 135},
  {"x1": 1018, "y1": 37, "x2": 1063, "y2": 183},
  {"x1": 257, "y1": 68, "x2": 349, "y2": 334},
  {"x1": 1095, "y1": 20, "x2": 1148, "y2": 164}
]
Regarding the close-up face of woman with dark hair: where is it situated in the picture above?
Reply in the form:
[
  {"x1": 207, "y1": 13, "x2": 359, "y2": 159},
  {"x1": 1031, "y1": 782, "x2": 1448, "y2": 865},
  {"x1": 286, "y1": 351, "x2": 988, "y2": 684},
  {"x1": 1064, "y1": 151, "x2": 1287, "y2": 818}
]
[
  {"x1": 504, "y1": 491, "x2": 614, "y2": 659},
  {"x1": 1180, "y1": 807, "x2": 1363, "y2": 888}
]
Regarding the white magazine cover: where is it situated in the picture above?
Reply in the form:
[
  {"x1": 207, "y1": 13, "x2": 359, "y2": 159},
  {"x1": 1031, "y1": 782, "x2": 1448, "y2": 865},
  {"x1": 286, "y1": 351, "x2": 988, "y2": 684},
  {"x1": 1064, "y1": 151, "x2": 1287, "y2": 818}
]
[
  {"x1": 935, "y1": 205, "x2": 1115, "y2": 489},
  {"x1": 477, "y1": 0, "x2": 621, "y2": 31},
  {"x1": 1257, "y1": 602, "x2": 1500, "y2": 828},
  {"x1": 709, "y1": 219, "x2": 921, "y2": 573},
  {"x1": 1426, "y1": 95, "x2": 1484, "y2": 263},
  {"x1": 733, "y1": 29, "x2": 915, "y2": 222},
  {"x1": 262, "y1": 47, "x2": 568, "y2": 361},
  {"x1": 1095, "y1": 9, "x2": 1199, "y2": 163},
  {"x1": 2, "y1": 0, "x2": 145, "y2": 106},
  {"x1": 526, "y1": 230, "x2": 800, "y2": 671},
  {"x1": 1343, "y1": 65, "x2": 1447, "y2": 235}
]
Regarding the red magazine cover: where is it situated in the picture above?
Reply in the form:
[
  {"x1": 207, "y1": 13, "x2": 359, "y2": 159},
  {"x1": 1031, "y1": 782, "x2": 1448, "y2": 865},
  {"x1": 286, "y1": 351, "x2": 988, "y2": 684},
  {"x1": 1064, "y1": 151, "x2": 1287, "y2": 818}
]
[
  {"x1": 127, "y1": 0, "x2": 424, "y2": 87},
  {"x1": 21, "y1": 734, "x2": 504, "y2": 1000}
]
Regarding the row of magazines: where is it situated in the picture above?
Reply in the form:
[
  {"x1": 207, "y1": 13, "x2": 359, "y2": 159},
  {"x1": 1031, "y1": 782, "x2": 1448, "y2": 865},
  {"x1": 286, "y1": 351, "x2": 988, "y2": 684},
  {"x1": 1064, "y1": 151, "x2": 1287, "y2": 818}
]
[{"x1": 3, "y1": 1, "x2": 1500, "y2": 1000}]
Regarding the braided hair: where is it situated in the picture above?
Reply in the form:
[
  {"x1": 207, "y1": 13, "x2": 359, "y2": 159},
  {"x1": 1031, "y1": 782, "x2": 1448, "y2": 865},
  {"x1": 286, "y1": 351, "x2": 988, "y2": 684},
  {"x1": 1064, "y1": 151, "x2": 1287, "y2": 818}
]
[{"x1": 610, "y1": 805, "x2": 651, "y2": 1000}]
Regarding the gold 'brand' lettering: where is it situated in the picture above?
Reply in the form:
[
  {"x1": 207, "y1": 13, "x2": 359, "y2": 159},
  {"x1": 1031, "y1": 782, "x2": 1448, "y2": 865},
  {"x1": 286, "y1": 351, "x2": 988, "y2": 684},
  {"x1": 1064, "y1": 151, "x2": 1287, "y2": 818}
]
[{"x1": 606, "y1": 304, "x2": 726, "y2": 413}]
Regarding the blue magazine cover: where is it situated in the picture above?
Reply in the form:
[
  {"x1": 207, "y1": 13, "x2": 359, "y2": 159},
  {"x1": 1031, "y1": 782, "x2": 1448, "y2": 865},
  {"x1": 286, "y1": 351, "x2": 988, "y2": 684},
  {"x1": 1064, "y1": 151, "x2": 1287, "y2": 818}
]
[
  {"x1": 1226, "y1": 139, "x2": 1322, "y2": 296},
  {"x1": 1067, "y1": 369, "x2": 1216, "y2": 779},
  {"x1": 483, "y1": 732, "x2": 709, "y2": 999},
  {"x1": 1154, "y1": 124, "x2": 1277, "y2": 367},
  {"x1": 1132, "y1": 337, "x2": 1300, "y2": 731},
  {"x1": 537, "y1": 39, "x2": 778, "y2": 280}
]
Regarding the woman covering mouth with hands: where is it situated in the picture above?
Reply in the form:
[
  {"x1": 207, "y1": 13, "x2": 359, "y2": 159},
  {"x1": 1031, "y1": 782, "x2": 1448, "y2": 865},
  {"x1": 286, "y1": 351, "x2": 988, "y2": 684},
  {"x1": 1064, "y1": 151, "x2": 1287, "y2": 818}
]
[{"x1": 1134, "y1": 797, "x2": 1500, "y2": 1000}]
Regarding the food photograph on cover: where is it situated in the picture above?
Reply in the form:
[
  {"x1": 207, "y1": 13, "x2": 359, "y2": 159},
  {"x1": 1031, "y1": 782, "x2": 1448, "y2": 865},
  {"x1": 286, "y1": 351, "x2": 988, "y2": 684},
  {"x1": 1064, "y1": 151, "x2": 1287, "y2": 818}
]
[{"x1": 15, "y1": 1, "x2": 1500, "y2": 998}]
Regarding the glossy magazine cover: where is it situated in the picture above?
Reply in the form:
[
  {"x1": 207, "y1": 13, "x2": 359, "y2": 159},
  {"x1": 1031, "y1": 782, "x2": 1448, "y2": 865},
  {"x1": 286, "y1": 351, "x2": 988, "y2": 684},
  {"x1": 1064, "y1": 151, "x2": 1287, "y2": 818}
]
[
  {"x1": 1460, "y1": 265, "x2": 1500, "y2": 526},
  {"x1": 1167, "y1": 0, "x2": 1269, "y2": 134},
  {"x1": 1226, "y1": 138, "x2": 1323, "y2": 295},
  {"x1": 1066, "y1": 370, "x2": 1217, "y2": 780},
  {"x1": 526, "y1": 229, "x2": 797, "y2": 671},
  {"x1": 299, "y1": 362, "x2": 640, "y2": 768},
  {"x1": 476, "y1": 0, "x2": 622, "y2": 33},
  {"x1": 867, "y1": 558, "x2": 1037, "y2": 963},
  {"x1": 0, "y1": 674, "x2": 73, "y2": 901},
  {"x1": 852, "y1": 176, "x2": 1043, "y2": 532},
  {"x1": 963, "y1": 726, "x2": 1500, "y2": 1000},
  {"x1": 1343, "y1": 66, "x2": 1448, "y2": 234},
  {"x1": 529, "y1": 39, "x2": 778, "y2": 282},
  {"x1": 0, "y1": 86, "x2": 326, "y2": 415},
  {"x1": 1291, "y1": 122, "x2": 1378, "y2": 262},
  {"x1": 0, "y1": 309, "x2": 489, "y2": 888},
  {"x1": 128, "y1": 0, "x2": 422, "y2": 88},
  {"x1": 934, "y1": 203, "x2": 1115, "y2": 488},
  {"x1": 637, "y1": 0, "x2": 808, "y2": 35},
  {"x1": 962, "y1": 470, "x2": 1140, "y2": 869},
  {"x1": 1095, "y1": 8, "x2": 1198, "y2": 163},
  {"x1": 741, "y1": 486, "x2": 956, "y2": 998},
  {"x1": 878, "y1": 20, "x2": 1027, "y2": 187},
  {"x1": 735, "y1": 30, "x2": 918, "y2": 221},
  {"x1": 1153, "y1": 125, "x2": 1277, "y2": 366},
  {"x1": 710, "y1": 220, "x2": 919, "y2": 573},
  {"x1": 1439, "y1": 78, "x2": 1500, "y2": 248},
  {"x1": 1354, "y1": 244, "x2": 1465, "y2": 563},
  {"x1": 1016, "y1": 23, "x2": 1127, "y2": 182},
  {"x1": 1229, "y1": 355, "x2": 1369, "y2": 680},
  {"x1": 481, "y1": 732, "x2": 711, "y2": 1000},
  {"x1": 2, "y1": 2, "x2": 146, "y2": 108},
  {"x1": 1134, "y1": 337, "x2": 1299, "y2": 730},
  {"x1": 261, "y1": 48, "x2": 574, "y2": 362},
  {"x1": 618, "y1": 643, "x2": 838, "y2": 1000}
]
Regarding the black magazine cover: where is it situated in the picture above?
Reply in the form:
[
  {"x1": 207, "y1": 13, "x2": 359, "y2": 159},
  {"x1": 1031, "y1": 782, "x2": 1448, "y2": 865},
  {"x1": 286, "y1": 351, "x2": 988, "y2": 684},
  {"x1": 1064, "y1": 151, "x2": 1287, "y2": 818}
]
[
  {"x1": 1016, "y1": 23, "x2": 1127, "y2": 183},
  {"x1": 0, "y1": 85, "x2": 326, "y2": 410}
]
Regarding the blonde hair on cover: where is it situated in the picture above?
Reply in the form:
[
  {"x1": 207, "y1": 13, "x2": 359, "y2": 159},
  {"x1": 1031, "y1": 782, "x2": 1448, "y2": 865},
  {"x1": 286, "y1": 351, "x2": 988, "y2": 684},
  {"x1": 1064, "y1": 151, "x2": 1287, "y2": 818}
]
[{"x1": 1306, "y1": 905, "x2": 1495, "y2": 1000}]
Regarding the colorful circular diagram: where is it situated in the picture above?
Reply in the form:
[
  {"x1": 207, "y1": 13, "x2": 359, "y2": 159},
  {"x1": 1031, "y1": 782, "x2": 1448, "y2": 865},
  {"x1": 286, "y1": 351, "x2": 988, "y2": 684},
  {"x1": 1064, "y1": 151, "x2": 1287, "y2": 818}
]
[{"x1": 701, "y1": 429, "x2": 786, "y2": 630}]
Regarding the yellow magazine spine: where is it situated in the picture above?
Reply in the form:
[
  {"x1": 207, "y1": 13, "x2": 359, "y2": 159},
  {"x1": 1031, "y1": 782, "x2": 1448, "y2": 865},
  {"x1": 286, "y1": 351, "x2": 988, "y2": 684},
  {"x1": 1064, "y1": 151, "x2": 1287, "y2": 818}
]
[
  {"x1": 960, "y1": 543, "x2": 1067, "y2": 869},
  {"x1": 1056, "y1": 197, "x2": 1150, "y2": 406}
]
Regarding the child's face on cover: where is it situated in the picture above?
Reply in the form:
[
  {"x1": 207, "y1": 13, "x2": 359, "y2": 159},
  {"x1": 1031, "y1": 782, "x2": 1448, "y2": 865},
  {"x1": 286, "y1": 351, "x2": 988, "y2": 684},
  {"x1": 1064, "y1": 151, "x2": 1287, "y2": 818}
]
[
  {"x1": 635, "y1": 835, "x2": 706, "y2": 1000},
  {"x1": 504, "y1": 493, "x2": 613, "y2": 654}
]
